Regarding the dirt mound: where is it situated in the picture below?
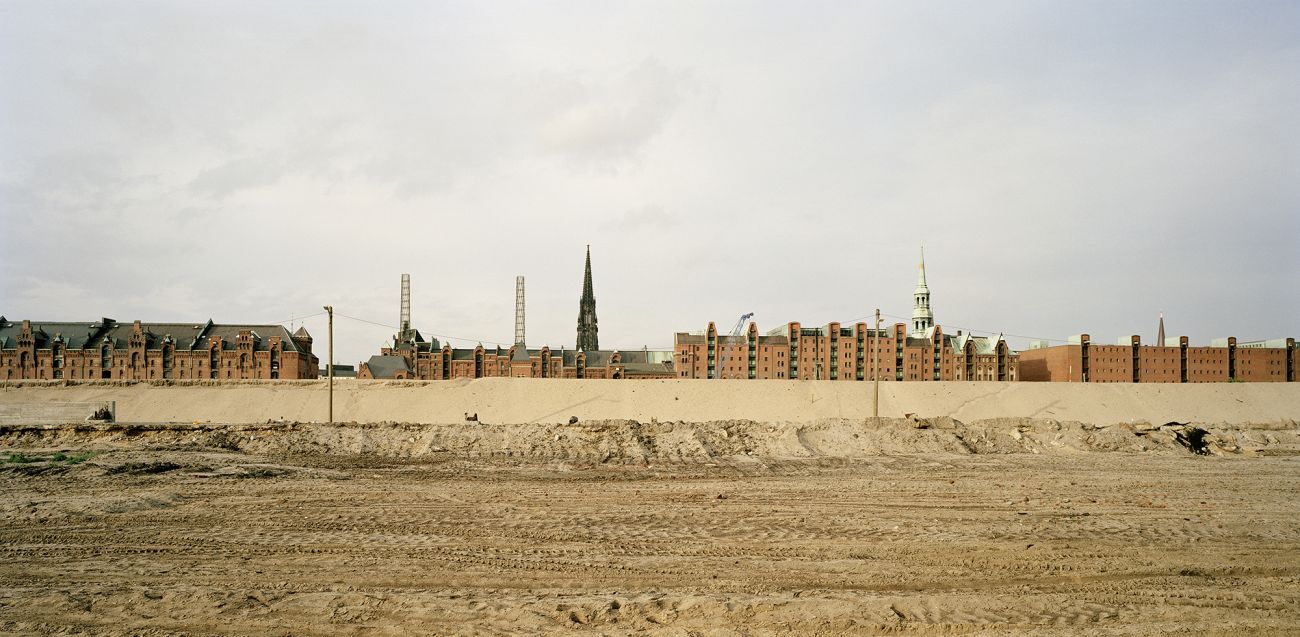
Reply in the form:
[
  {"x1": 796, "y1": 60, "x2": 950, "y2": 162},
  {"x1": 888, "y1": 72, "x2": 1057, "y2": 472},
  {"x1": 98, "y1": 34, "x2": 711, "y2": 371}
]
[
  {"x1": 4, "y1": 417, "x2": 1296, "y2": 461},
  {"x1": 4, "y1": 379, "x2": 1299, "y2": 425}
]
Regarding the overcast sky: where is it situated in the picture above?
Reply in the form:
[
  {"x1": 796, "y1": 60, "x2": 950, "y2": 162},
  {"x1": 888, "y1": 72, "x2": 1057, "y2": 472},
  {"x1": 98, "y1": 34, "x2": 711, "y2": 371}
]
[{"x1": 2, "y1": 1, "x2": 1297, "y2": 365}]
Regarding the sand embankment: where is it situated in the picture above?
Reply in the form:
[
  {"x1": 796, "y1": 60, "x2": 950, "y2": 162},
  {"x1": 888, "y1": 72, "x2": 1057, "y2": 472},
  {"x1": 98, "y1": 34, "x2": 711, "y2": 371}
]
[{"x1": 1, "y1": 378, "x2": 1298, "y2": 425}]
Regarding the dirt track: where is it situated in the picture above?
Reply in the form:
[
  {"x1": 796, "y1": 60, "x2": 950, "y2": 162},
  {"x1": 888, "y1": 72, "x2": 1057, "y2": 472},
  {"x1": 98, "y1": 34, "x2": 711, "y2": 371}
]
[{"x1": 3, "y1": 426, "x2": 1300, "y2": 636}]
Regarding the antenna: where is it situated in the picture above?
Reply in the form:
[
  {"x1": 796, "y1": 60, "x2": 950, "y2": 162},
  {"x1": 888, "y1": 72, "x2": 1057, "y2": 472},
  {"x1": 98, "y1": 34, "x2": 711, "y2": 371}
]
[
  {"x1": 400, "y1": 273, "x2": 411, "y2": 341},
  {"x1": 515, "y1": 276, "x2": 526, "y2": 345}
]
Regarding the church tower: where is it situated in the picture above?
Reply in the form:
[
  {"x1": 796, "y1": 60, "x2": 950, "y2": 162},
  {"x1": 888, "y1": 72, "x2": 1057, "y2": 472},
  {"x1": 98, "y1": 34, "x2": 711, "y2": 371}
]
[
  {"x1": 576, "y1": 245, "x2": 599, "y2": 351},
  {"x1": 911, "y1": 244, "x2": 934, "y2": 337}
]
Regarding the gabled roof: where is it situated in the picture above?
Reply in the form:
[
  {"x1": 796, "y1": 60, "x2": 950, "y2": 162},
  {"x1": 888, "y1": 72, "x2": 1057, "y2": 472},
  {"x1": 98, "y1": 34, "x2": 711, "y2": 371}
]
[
  {"x1": 363, "y1": 355, "x2": 412, "y2": 379},
  {"x1": 954, "y1": 332, "x2": 1003, "y2": 355},
  {"x1": 622, "y1": 361, "x2": 675, "y2": 375},
  {"x1": 0, "y1": 319, "x2": 307, "y2": 353}
]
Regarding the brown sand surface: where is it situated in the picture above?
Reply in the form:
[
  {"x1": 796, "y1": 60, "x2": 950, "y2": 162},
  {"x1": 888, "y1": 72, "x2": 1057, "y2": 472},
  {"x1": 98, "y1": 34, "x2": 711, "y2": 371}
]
[
  {"x1": 4, "y1": 378, "x2": 1299, "y2": 425},
  {"x1": 2, "y1": 421, "x2": 1299, "y2": 636}
]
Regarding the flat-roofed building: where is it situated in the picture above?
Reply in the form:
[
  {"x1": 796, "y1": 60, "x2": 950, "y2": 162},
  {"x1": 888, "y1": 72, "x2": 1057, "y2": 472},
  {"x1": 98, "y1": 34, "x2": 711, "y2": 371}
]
[{"x1": 1018, "y1": 334, "x2": 1296, "y2": 382}]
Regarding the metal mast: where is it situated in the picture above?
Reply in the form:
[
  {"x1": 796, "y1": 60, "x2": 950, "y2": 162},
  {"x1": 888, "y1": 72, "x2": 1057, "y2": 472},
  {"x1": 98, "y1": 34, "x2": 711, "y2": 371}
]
[
  {"x1": 399, "y1": 273, "x2": 411, "y2": 342},
  {"x1": 515, "y1": 276, "x2": 526, "y2": 345}
]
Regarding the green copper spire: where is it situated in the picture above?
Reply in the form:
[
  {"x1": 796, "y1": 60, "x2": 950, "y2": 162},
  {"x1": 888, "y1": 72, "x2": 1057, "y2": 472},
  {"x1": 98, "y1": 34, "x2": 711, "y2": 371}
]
[{"x1": 911, "y1": 243, "x2": 934, "y2": 337}]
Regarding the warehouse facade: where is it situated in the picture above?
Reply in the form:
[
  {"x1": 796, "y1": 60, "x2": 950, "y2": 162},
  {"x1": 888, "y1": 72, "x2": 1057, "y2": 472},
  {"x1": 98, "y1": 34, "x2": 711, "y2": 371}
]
[
  {"x1": 0, "y1": 317, "x2": 318, "y2": 380},
  {"x1": 357, "y1": 332, "x2": 674, "y2": 380},
  {"x1": 1017, "y1": 334, "x2": 1296, "y2": 382},
  {"x1": 674, "y1": 321, "x2": 1017, "y2": 381}
]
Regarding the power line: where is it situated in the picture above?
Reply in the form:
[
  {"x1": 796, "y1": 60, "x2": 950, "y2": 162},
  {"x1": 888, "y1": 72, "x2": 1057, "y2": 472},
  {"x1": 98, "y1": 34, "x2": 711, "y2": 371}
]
[
  {"x1": 257, "y1": 310, "x2": 327, "y2": 326},
  {"x1": 837, "y1": 310, "x2": 1070, "y2": 343},
  {"x1": 262, "y1": 309, "x2": 1069, "y2": 353},
  {"x1": 333, "y1": 312, "x2": 513, "y2": 348}
]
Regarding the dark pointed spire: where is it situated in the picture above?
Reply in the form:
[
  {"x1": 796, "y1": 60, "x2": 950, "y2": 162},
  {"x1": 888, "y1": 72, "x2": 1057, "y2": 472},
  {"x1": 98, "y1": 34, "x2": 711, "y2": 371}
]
[
  {"x1": 577, "y1": 245, "x2": 599, "y2": 351},
  {"x1": 1157, "y1": 312, "x2": 1165, "y2": 347},
  {"x1": 582, "y1": 245, "x2": 594, "y2": 301}
]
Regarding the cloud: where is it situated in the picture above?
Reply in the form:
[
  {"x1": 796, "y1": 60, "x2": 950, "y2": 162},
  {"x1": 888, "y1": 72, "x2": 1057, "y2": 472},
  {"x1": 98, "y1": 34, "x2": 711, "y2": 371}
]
[
  {"x1": 537, "y1": 60, "x2": 692, "y2": 165},
  {"x1": 188, "y1": 155, "x2": 286, "y2": 198},
  {"x1": 1, "y1": 3, "x2": 1296, "y2": 365},
  {"x1": 600, "y1": 203, "x2": 677, "y2": 232}
]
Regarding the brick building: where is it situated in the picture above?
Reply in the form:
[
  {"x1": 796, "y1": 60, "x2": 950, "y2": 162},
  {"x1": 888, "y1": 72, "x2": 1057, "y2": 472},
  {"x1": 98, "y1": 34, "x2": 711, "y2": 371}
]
[
  {"x1": 359, "y1": 246, "x2": 676, "y2": 381},
  {"x1": 674, "y1": 321, "x2": 1016, "y2": 381},
  {"x1": 357, "y1": 332, "x2": 674, "y2": 380},
  {"x1": 673, "y1": 246, "x2": 1017, "y2": 382},
  {"x1": 0, "y1": 317, "x2": 318, "y2": 380},
  {"x1": 1017, "y1": 334, "x2": 1297, "y2": 382}
]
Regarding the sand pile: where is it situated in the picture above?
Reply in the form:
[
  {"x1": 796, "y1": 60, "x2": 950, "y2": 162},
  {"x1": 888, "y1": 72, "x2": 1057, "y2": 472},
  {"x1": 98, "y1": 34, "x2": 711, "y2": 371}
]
[
  {"x1": 3, "y1": 378, "x2": 1299, "y2": 425},
  {"x1": 4, "y1": 416, "x2": 1296, "y2": 461}
]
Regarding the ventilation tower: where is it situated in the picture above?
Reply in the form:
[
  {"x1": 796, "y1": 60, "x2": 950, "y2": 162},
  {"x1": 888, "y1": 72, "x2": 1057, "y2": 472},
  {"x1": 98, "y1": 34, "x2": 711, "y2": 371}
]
[
  {"x1": 515, "y1": 276, "x2": 526, "y2": 345},
  {"x1": 399, "y1": 273, "x2": 412, "y2": 342}
]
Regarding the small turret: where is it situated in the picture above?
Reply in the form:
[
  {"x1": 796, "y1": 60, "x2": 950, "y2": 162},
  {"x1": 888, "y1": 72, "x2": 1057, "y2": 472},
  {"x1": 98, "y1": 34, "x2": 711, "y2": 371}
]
[{"x1": 292, "y1": 326, "x2": 313, "y2": 353}]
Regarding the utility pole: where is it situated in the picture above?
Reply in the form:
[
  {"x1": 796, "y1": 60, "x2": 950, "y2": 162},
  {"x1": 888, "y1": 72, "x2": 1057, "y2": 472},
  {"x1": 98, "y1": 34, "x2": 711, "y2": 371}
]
[
  {"x1": 815, "y1": 330, "x2": 822, "y2": 380},
  {"x1": 323, "y1": 305, "x2": 334, "y2": 424},
  {"x1": 873, "y1": 308, "x2": 881, "y2": 419}
]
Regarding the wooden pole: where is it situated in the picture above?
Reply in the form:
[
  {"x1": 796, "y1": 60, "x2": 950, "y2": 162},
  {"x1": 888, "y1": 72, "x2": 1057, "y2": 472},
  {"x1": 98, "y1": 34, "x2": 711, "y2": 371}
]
[
  {"x1": 323, "y1": 305, "x2": 334, "y2": 424},
  {"x1": 873, "y1": 308, "x2": 880, "y2": 419}
]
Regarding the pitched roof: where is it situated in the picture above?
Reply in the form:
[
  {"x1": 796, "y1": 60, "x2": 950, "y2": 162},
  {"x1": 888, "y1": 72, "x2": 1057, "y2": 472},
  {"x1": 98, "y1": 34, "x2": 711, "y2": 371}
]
[
  {"x1": 622, "y1": 362, "x2": 675, "y2": 375},
  {"x1": 363, "y1": 355, "x2": 412, "y2": 379},
  {"x1": 510, "y1": 345, "x2": 532, "y2": 362},
  {"x1": 0, "y1": 318, "x2": 307, "y2": 353}
]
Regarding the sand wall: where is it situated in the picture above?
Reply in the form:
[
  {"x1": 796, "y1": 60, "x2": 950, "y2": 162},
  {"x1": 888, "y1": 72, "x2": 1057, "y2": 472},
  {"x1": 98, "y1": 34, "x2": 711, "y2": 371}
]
[{"x1": 2, "y1": 379, "x2": 1298, "y2": 425}]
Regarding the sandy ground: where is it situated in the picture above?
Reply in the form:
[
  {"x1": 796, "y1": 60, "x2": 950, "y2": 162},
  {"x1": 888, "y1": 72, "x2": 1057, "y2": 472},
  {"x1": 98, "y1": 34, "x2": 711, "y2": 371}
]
[{"x1": 3, "y1": 418, "x2": 1300, "y2": 636}]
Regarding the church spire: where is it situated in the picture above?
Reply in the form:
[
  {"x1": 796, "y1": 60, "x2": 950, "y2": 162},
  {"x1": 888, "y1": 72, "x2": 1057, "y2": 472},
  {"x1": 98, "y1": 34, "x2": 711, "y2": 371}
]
[
  {"x1": 918, "y1": 243, "x2": 928, "y2": 287},
  {"x1": 576, "y1": 245, "x2": 599, "y2": 351},
  {"x1": 1157, "y1": 312, "x2": 1165, "y2": 346},
  {"x1": 911, "y1": 243, "x2": 934, "y2": 338}
]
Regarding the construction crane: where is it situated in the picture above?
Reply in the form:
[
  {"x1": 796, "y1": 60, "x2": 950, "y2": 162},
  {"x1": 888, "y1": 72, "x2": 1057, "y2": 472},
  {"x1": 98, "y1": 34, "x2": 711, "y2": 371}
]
[{"x1": 714, "y1": 312, "x2": 754, "y2": 379}]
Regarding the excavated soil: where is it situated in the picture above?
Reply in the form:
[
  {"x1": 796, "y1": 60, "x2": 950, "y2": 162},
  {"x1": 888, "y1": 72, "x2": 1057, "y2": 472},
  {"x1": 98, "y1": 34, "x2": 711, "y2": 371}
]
[{"x1": 2, "y1": 418, "x2": 1299, "y2": 635}]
